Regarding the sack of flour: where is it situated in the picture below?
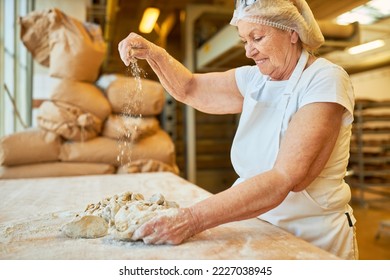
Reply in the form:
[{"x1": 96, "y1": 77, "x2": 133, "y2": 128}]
[
  {"x1": 102, "y1": 114, "x2": 159, "y2": 142},
  {"x1": 37, "y1": 101, "x2": 102, "y2": 141},
  {"x1": 19, "y1": 9, "x2": 52, "y2": 67},
  {"x1": 0, "y1": 128, "x2": 61, "y2": 166},
  {"x1": 50, "y1": 79, "x2": 112, "y2": 121},
  {"x1": 117, "y1": 159, "x2": 179, "y2": 175},
  {"x1": 96, "y1": 74, "x2": 165, "y2": 116},
  {"x1": 0, "y1": 162, "x2": 115, "y2": 179},
  {"x1": 49, "y1": 8, "x2": 106, "y2": 82},
  {"x1": 59, "y1": 129, "x2": 177, "y2": 167},
  {"x1": 19, "y1": 8, "x2": 106, "y2": 82}
]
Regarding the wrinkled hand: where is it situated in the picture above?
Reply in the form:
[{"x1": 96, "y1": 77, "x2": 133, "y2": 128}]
[
  {"x1": 132, "y1": 208, "x2": 199, "y2": 245},
  {"x1": 118, "y1": 32, "x2": 153, "y2": 66}
]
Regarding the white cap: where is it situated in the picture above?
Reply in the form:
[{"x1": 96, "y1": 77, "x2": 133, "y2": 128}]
[{"x1": 230, "y1": 0, "x2": 324, "y2": 50}]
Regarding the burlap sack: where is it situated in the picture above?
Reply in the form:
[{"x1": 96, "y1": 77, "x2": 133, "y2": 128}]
[
  {"x1": 50, "y1": 79, "x2": 111, "y2": 121},
  {"x1": 0, "y1": 128, "x2": 61, "y2": 166},
  {"x1": 37, "y1": 101, "x2": 102, "y2": 141},
  {"x1": 19, "y1": 9, "x2": 52, "y2": 67},
  {"x1": 117, "y1": 159, "x2": 179, "y2": 175},
  {"x1": 122, "y1": 129, "x2": 177, "y2": 166},
  {"x1": 0, "y1": 162, "x2": 115, "y2": 179},
  {"x1": 19, "y1": 8, "x2": 106, "y2": 81},
  {"x1": 59, "y1": 137, "x2": 118, "y2": 166},
  {"x1": 102, "y1": 114, "x2": 159, "y2": 142},
  {"x1": 49, "y1": 8, "x2": 106, "y2": 82},
  {"x1": 59, "y1": 129, "x2": 176, "y2": 167},
  {"x1": 97, "y1": 74, "x2": 165, "y2": 116}
]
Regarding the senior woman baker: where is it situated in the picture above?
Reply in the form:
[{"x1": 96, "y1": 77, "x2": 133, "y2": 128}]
[{"x1": 118, "y1": 0, "x2": 358, "y2": 259}]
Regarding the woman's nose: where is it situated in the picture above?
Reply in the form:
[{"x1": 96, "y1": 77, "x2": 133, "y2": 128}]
[{"x1": 245, "y1": 43, "x2": 257, "y2": 58}]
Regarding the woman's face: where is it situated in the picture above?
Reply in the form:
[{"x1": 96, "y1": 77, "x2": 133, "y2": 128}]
[{"x1": 237, "y1": 20, "x2": 300, "y2": 80}]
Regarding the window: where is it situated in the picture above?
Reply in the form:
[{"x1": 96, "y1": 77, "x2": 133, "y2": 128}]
[{"x1": 0, "y1": 0, "x2": 34, "y2": 137}]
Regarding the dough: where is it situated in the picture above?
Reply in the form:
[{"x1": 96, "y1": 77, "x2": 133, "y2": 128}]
[
  {"x1": 112, "y1": 200, "x2": 178, "y2": 240},
  {"x1": 61, "y1": 191, "x2": 179, "y2": 240},
  {"x1": 61, "y1": 215, "x2": 108, "y2": 238},
  {"x1": 84, "y1": 191, "x2": 144, "y2": 226}
]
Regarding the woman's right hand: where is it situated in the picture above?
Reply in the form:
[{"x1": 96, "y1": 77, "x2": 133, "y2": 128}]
[{"x1": 118, "y1": 32, "x2": 153, "y2": 66}]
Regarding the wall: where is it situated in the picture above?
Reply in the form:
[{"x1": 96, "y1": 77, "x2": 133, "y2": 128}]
[
  {"x1": 35, "y1": 0, "x2": 89, "y2": 19},
  {"x1": 350, "y1": 66, "x2": 390, "y2": 101}
]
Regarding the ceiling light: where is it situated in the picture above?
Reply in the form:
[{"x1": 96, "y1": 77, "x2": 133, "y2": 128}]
[
  {"x1": 336, "y1": 0, "x2": 390, "y2": 25},
  {"x1": 347, "y1": 39, "x2": 385, "y2": 55},
  {"x1": 337, "y1": 11, "x2": 375, "y2": 25},
  {"x1": 139, "y1": 7, "x2": 160, "y2": 34}
]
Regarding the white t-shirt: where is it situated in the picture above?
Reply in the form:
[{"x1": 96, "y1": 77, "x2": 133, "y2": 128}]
[
  {"x1": 232, "y1": 57, "x2": 357, "y2": 259},
  {"x1": 233, "y1": 58, "x2": 354, "y2": 180},
  {"x1": 235, "y1": 58, "x2": 355, "y2": 124}
]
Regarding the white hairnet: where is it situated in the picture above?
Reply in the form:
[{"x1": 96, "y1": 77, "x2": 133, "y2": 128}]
[{"x1": 230, "y1": 0, "x2": 324, "y2": 50}]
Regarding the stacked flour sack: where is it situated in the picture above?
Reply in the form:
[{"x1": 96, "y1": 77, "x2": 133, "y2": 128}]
[
  {"x1": 0, "y1": 82, "x2": 116, "y2": 179},
  {"x1": 86, "y1": 73, "x2": 179, "y2": 175},
  {"x1": 0, "y1": 80, "x2": 115, "y2": 178},
  {"x1": 0, "y1": 8, "x2": 178, "y2": 178},
  {"x1": 0, "y1": 8, "x2": 111, "y2": 179}
]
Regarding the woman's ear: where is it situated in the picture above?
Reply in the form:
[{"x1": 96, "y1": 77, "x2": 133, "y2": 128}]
[{"x1": 290, "y1": 30, "x2": 299, "y2": 44}]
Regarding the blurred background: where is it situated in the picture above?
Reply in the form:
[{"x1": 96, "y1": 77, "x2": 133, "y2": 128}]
[{"x1": 0, "y1": 0, "x2": 389, "y2": 259}]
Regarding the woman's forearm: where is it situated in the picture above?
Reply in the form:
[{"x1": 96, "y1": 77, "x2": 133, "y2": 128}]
[
  {"x1": 188, "y1": 169, "x2": 292, "y2": 234},
  {"x1": 146, "y1": 44, "x2": 194, "y2": 104},
  {"x1": 119, "y1": 32, "x2": 194, "y2": 104},
  {"x1": 118, "y1": 33, "x2": 243, "y2": 114}
]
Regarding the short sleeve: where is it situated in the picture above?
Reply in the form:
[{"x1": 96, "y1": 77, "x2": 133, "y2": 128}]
[
  {"x1": 235, "y1": 65, "x2": 264, "y2": 97},
  {"x1": 299, "y1": 62, "x2": 355, "y2": 125}
]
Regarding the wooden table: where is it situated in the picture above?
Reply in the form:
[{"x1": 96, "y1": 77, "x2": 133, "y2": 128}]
[{"x1": 0, "y1": 172, "x2": 338, "y2": 260}]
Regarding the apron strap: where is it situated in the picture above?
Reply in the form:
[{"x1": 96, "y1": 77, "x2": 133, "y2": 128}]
[
  {"x1": 277, "y1": 50, "x2": 309, "y2": 136},
  {"x1": 285, "y1": 49, "x2": 309, "y2": 94}
]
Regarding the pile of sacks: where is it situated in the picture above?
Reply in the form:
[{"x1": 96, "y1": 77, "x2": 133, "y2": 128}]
[
  {"x1": 0, "y1": 8, "x2": 178, "y2": 179},
  {"x1": 0, "y1": 74, "x2": 179, "y2": 179}
]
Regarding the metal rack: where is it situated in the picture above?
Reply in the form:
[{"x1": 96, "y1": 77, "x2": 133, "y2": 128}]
[{"x1": 348, "y1": 100, "x2": 390, "y2": 206}]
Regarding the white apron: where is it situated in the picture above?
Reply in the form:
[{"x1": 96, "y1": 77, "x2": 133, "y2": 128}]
[{"x1": 231, "y1": 50, "x2": 358, "y2": 259}]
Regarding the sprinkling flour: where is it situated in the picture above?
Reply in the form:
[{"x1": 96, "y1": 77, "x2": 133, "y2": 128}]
[{"x1": 116, "y1": 56, "x2": 147, "y2": 166}]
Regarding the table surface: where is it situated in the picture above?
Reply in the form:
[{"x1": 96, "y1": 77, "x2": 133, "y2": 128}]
[{"x1": 0, "y1": 172, "x2": 338, "y2": 260}]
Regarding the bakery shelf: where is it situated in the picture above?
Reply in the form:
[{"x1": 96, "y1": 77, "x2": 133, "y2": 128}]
[{"x1": 348, "y1": 99, "x2": 390, "y2": 207}]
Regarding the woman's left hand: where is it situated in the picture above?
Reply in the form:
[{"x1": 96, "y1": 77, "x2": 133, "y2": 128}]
[{"x1": 132, "y1": 208, "x2": 199, "y2": 245}]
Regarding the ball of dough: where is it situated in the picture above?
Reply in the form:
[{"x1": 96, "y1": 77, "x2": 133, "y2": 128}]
[{"x1": 61, "y1": 215, "x2": 108, "y2": 239}]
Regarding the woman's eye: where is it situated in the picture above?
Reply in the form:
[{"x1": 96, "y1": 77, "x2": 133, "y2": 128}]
[{"x1": 254, "y1": 36, "x2": 264, "y2": 42}]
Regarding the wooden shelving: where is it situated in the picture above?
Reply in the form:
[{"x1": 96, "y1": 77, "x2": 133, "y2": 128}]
[{"x1": 348, "y1": 99, "x2": 390, "y2": 206}]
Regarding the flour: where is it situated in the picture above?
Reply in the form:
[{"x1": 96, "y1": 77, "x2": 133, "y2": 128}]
[
  {"x1": 0, "y1": 211, "x2": 75, "y2": 243},
  {"x1": 117, "y1": 57, "x2": 146, "y2": 166},
  {"x1": 61, "y1": 191, "x2": 179, "y2": 241}
]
